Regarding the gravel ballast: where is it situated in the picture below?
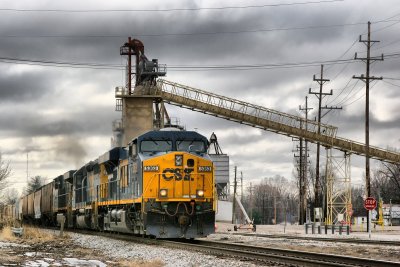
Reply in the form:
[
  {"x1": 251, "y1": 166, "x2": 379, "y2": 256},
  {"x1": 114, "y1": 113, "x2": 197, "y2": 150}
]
[{"x1": 69, "y1": 233, "x2": 261, "y2": 267}]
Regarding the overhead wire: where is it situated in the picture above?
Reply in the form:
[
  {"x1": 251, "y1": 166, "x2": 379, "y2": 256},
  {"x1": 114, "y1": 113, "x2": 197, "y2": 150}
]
[
  {"x1": 0, "y1": 1, "x2": 345, "y2": 13},
  {"x1": 333, "y1": 79, "x2": 362, "y2": 106},
  {"x1": 383, "y1": 77, "x2": 400, "y2": 80},
  {"x1": 382, "y1": 80, "x2": 400, "y2": 88},
  {"x1": 0, "y1": 22, "x2": 367, "y2": 39},
  {"x1": 323, "y1": 16, "x2": 400, "y2": 107},
  {"x1": 1, "y1": 20, "x2": 399, "y2": 39},
  {"x1": 341, "y1": 80, "x2": 379, "y2": 107},
  {"x1": 325, "y1": 77, "x2": 354, "y2": 106},
  {"x1": 1, "y1": 52, "x2": 400, "y2": 71}
]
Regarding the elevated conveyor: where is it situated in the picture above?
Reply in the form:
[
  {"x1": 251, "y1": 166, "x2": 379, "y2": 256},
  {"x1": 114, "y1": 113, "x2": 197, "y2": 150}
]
[{"x1": 128, "y1": 79, "x2": 400, "y2": 164}]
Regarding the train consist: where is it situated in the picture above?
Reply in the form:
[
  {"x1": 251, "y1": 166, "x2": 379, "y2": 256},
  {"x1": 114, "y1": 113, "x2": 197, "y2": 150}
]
[{"x1": 0, "y1": 129, "x2": 216, "y2": 238}]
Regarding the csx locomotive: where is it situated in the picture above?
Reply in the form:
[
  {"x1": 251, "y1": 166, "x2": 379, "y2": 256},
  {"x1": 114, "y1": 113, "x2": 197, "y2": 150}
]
[{"x1": 0, "y1": 129, "x2": 216, "y2": 238}]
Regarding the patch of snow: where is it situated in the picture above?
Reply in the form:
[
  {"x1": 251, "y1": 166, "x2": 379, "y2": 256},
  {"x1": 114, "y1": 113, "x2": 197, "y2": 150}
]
[
  {"x1": 63, "y1": 258, "x2": 106, "y2": 266},
  {"x1": 24, "y1": 260, "x2": 50, "y2": 267},
  {"x1": 0, "y1": 241, "x2": 29, "y2": 248}
]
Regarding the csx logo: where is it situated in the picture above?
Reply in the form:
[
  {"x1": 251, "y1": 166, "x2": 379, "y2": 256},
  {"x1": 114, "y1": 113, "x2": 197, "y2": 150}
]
[{"x1": 162, "y1": 168, "x2": 194, "y2": 181}]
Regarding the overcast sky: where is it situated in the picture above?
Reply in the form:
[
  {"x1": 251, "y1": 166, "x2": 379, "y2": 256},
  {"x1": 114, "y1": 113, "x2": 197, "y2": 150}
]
[{"x1": 0, "y1": 0, "x2": 399, "y2": 194}]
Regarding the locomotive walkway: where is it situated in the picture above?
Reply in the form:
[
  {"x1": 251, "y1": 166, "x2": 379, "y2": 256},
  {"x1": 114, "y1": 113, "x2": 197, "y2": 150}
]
[{"x1": 122, "y1": 79, "x2": 400, "y2": 164}]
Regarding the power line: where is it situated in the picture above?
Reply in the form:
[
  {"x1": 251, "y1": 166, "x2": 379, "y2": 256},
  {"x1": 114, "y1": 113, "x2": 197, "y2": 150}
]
[
  {"x1": 326, "y1": 77, "x2": 354, "y2": 105},
  {"x1": 0, "y1": 23, "x2": 368, "y2": 39},
  {"x1": 341, "y1": 80, "x2": 379, "y2": 107},
  {"x1": 0, "y1": 1, "x2": 345, "y2": 13},
  {"x1": 2, "y1": 20, "x2": 400, "y2": 39},
  {"x1": 334, "y1": 80, "x2": 362, "y2": 106},
  {"x1": 1, "y1": 52, "x2": 399, "y2": 72},
  {"x1": 382, "y1": 80, "x2": 400, "y2": 88},
  {"x1": 383, "y1": 77, "x2": 400, "y2": 80},
  {"x1": 0, "y1": 56, "x2": 124, "y2": 70},
  {"x1": 341, "y1": 81, "x2": 364, "y2": 107}
]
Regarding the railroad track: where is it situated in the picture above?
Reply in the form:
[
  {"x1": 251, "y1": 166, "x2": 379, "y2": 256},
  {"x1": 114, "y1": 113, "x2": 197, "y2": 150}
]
[
  {"x1": 70, "y1": 229, "x2": 400, "y2": 267},
  {"x1": 221, "y1": 231, "x2": 400, "y2": 246}
]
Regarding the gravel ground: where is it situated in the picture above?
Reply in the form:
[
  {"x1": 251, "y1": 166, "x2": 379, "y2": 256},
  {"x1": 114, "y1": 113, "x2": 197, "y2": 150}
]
[
  {"x1": 2, "y1": 224, "x2": 400, "y2": 266},
  {"x1": 69, "y1": 232, "x2": 263, "y2": 267},
  {"x1": 207, "y1": 232, "x2": 400, "y2": 262}
]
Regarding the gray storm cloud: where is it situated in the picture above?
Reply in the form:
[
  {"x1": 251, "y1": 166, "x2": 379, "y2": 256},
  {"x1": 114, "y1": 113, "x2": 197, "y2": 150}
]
[{"x1": 52, "y1": 136, "x2": 88, "y2": 168}]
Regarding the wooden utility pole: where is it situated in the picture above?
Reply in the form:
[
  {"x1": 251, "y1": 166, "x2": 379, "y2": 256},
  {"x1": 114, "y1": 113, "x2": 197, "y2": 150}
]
[
  {"x1": 274, "y1": 194, "x2": 277, "y2": 225},
  {"x1": 299, "y1": 96, "x2": 312, "y2": 224},
  {"x1": 240, "y1": 171, "x2": 243, "y2": 200},
  {"x1": 232, "y1": 166, "x2": 237, "y2": 224},
  {"x1": 249, "y1": 183, "x2": 253, "y2": 220},
  {"x1": 353, "y1": 21, "x2": 383, "y2": 232},
  {"x1": 309, "y1": 65, "x2": 331, "y2": 208},
  {"x1": 309, "y1": 65, "x2": 342, "y2": 209}
]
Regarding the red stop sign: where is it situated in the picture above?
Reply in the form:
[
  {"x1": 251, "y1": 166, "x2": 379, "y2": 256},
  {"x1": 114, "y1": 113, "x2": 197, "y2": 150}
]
[{"x1": 364, "y1": 197, "x2": 377, "y2": 210}]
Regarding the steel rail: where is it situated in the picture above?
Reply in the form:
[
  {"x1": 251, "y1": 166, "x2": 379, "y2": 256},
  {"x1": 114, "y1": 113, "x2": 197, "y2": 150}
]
[
  {"x1": 191, "y1": 239, "x2": 400, "y2": 267},
  {"x1": 222, "y1": 231, "x2": 400, "y2": 246}
]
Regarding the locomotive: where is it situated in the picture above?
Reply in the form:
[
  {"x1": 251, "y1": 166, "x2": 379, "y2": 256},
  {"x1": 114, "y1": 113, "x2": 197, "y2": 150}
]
[{"x1": 0, "y1": 129, "x2": 216, "y2": 239}]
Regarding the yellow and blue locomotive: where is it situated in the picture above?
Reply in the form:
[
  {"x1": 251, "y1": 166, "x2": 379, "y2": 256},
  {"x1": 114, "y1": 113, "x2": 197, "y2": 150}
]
[
  {"x1": 74, "y1": 129, "x2": 216, "y2": 238},
  {"x1": 4, "y1": 129, "x2": 216, "y2": 239}
]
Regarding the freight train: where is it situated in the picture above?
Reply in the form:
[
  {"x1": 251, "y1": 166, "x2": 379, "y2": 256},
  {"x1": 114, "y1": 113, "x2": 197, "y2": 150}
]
[{"x1": 0, "y1": 129, "x2": 216, "y2": 238}]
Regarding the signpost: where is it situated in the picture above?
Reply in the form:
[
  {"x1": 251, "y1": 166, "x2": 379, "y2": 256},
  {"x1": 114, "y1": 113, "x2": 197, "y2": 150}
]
[{"x1": 364, "y1": 197, "x2": 377, "y2": 239}]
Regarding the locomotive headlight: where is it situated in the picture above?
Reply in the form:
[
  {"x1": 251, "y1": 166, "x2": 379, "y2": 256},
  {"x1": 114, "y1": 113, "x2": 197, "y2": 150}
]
[
  {"x1": 196, "y1": 189, "x2": 204, "y2": 197},
  {"x1": 159, "y1": 189, "x2": 168, "y2": 198},
  {"x1": 175, "y1": 155, "x2": 183, "y2": 166}
]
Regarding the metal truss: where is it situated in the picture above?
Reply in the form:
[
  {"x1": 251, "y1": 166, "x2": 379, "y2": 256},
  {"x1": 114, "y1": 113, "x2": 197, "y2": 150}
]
[
  {"x1": 326, "y1": 150, "x2": 352, "y2": 225},
  {"x1": 125, "y1": 79, "x2": 400, "y2": 164}
]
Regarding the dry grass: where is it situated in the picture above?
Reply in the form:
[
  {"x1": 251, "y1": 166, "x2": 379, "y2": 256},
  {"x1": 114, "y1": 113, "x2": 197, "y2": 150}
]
[
  {"x1": 0, "y1": 226, "x2": 16, "y2": 241},
  {"x1": 117, "y1": 259, "x2": 164, "y2": 267},
  {"x1": 0, "y1": 253, "x2": 21, "y2": 263},
  {"x1": 22, "y1": 226, "x2": 55, "y2": 242},
  {"x1": 0, "y1": 224, "x2": 71, "y2": 244}
]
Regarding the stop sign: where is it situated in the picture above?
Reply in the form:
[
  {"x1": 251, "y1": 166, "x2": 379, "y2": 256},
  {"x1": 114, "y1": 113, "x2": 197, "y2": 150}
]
[{"x1": 364, "y1": 197, "x2": 377, "y2": 210}]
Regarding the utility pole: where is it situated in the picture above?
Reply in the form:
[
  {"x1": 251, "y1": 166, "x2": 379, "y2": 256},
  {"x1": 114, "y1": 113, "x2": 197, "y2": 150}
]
[
  {"x1": 26, "y1": 153, "x2": 29, "y2": 185},
  {"x1": 232, "y1": 166, "x2": 237, "y2": 224},
  {"x1": 293, "y1": 139, "x2": 306, "y2": 224},
  {"x1": 249, "y1": 183, "x2": 253, "y2": 220},
  {"x1": 309, "y1": 65, "x2": 331, "y2": 209},
  {"x1": 353, "y1": 21, "x2": 383, "y2": 232},
  {"x1": 274, "y1": 194, "x2": 277, "y2": 225},
  {"x1": 299, "y1": 96, "x2": 313, "y2": 224},
  {"x1": 240, "y1": 171, "x2": 243, "y2": 200},
  {"x1": 298, "y1": 137, "x2": 304, "y2": 224},
  {"x1": 309, "y1": 65, "x2": 342, "y2": 209}
]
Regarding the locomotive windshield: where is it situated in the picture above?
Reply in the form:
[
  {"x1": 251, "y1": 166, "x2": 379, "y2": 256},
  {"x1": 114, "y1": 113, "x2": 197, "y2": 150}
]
[
  {"x1": 140, "y1": 140, "x2": 172, "y2": 153},
  {"x1": 177, "y1": 140, "x2": 206, "y2": 152}
]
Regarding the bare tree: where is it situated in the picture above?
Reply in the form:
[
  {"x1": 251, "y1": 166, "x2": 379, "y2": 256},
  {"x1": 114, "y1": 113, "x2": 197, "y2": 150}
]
[
  {"x1": 351, "y1": 186, "x2": 367, "y2": 217},
  {"x1": 244, "y1": 175, "x2": 298, "y2": 225},
  {"x1": 25, "y1": 176, "x2": 46, "y2": 195},
  {"x1": 3, "y1": 188, "x2": 20, "y2": 205},
  {"x1": 0, "y1": 152, "x2": 12, "y2": 196},
  {"x1": 372, "y1": 163, "x2": 400, "y2": 203}
]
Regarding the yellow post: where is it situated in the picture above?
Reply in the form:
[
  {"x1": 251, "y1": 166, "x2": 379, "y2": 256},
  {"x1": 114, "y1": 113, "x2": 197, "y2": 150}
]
[{"x1": 378, "y1": 199, "x2": 384, "y2": 230}]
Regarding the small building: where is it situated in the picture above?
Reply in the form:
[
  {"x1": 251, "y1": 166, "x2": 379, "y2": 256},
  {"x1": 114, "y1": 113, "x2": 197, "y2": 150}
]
[
  {"x1": 382, "y1": 204, "x2": 400, "y2": 226},
  {"x1": 353, "y1": 204, "x2": 400, "y2": 226}
]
